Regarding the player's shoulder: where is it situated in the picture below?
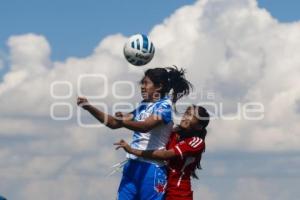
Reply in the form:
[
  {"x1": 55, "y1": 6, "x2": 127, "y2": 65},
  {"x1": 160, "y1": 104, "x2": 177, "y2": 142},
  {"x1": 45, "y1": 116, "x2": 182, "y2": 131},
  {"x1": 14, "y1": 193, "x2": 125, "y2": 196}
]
[
  {"x1": 153, "y1": 98, "x2": 172, "y2": 114},
  {"x1": 155, "y1": 96, "x2": 172, "y2": 106},
  {"x1": 183, "y1": 136, "x2": 204, "y2": 149},
  {"x1": 173, "y1": 136, "x2": 205, "y2": 158}
]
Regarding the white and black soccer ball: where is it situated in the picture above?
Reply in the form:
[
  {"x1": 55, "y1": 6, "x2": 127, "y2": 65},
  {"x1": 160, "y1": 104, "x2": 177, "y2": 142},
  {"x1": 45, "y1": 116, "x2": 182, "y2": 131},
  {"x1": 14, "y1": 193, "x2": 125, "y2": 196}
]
[{"x1": 123, "y1": 34, "x2": 155, "y2": 66}]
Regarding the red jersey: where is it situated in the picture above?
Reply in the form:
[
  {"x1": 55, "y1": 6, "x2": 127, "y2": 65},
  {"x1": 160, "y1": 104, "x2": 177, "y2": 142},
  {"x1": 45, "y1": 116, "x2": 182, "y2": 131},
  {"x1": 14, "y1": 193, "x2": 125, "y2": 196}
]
[{"x1": 166, "y1": 132, "x2": 205, "y2": 200}]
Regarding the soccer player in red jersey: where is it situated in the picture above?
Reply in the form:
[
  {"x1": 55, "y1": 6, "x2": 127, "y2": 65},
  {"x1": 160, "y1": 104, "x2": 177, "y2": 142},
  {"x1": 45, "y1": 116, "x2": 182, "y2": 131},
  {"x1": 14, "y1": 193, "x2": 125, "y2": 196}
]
[{"x1": 115, "y1": 105, "x2": 209, "y2": 200}]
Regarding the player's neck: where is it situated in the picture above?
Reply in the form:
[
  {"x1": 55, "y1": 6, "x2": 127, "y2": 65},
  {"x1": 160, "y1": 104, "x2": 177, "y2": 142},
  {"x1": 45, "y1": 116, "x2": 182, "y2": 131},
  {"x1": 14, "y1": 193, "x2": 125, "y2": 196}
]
[{"x1": 176, "y1": 126, "x2": 204, "y2": 140}]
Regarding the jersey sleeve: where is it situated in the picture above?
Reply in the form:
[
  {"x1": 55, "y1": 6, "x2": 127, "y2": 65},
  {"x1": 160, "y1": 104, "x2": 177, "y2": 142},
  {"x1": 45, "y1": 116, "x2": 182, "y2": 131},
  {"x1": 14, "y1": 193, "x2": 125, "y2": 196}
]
[
  {"x1": 173, "y1": 137, "x2": 205, "y2": 159},
  {"x1": 152, "y1": 102, "x2": 172, "y2": 124}
]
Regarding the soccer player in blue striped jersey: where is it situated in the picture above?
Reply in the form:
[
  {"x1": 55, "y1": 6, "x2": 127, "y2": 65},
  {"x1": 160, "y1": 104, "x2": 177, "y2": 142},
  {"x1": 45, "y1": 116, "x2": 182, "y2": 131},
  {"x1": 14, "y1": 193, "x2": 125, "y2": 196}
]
[{"x1": 77, "y1": 66, "x2": 193, "y2": 200}]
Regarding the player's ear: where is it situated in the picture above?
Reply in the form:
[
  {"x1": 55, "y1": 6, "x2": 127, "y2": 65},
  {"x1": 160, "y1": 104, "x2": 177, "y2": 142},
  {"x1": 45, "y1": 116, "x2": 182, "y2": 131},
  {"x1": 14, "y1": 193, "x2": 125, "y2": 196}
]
[{"x1": 155, "y1": 83, "x2": 163, "y2": 93}]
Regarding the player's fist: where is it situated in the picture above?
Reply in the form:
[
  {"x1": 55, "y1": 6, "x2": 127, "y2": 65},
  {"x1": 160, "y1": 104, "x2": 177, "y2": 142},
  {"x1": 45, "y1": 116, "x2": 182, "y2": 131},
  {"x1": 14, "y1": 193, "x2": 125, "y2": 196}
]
[
  {"x1": 77, "y1": 96, "x2": 90, "y2": 109},
  {"x1": 115, "y1": 112, "x2": 124, "y2": 120}
]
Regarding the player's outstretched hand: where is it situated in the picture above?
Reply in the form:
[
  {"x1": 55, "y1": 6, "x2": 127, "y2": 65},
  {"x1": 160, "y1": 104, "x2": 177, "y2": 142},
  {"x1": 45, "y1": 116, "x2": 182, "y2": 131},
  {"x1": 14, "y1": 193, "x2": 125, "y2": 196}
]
[
  {"x1": 77, "y1": 96, "x2": 90, "y2": 110},
  {"x1": 114, "y1": 139, "x2": 132, "y2": 153}
]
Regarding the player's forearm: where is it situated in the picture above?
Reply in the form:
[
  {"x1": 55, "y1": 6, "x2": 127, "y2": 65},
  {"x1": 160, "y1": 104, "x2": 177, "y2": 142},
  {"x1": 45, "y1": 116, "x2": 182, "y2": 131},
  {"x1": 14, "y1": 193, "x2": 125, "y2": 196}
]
[
  {"x1": 85, "y1": 105, "x2": 121, "y2": 129},
  {"x1": 128, "y1": 148, "x2": 174, "y2": 160}
]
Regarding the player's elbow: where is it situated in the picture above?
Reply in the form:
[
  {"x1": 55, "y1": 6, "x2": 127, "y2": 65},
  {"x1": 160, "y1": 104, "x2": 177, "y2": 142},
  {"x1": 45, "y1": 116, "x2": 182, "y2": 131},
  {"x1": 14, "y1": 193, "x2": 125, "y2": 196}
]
[
  {"x1": 139, "y1": 126, "x2": 153, "y2": 133},
  {"x1": 109, "y1": 125, "x2": 120, "y2": 129},
  {"x1": 139, "y1": 129, "x2": 149, "y2": 133},
  {"x1": 140, "y1": 122, "x2": 159, "y2": 133}
]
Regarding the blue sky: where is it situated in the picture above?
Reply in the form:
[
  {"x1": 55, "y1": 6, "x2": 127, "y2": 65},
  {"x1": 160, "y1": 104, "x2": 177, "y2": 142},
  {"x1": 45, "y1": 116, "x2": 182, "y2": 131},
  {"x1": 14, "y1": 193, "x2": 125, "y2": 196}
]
[
  {"x1": 258, "y1": 0, "x2": 300, "y2": 22},
  {"x1": 0, "y1": 0, "x2": 299, "y2": 62},
  {"x1": 0, "y1": 0, "x2": 194, "y2": 61}
]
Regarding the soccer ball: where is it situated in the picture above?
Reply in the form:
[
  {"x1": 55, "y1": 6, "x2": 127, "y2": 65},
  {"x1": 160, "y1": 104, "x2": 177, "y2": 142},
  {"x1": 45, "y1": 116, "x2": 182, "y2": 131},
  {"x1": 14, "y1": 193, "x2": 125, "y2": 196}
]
[{"x1": 123, "y1": 34, "x2": 155, "y2": 66}]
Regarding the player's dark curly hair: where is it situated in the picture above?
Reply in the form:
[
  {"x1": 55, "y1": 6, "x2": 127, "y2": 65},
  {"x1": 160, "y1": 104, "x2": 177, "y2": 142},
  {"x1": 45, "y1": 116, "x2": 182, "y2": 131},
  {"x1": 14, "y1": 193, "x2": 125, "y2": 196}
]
[{"x1": 142, "y1": 66, "x2": 193, "y2": 105}]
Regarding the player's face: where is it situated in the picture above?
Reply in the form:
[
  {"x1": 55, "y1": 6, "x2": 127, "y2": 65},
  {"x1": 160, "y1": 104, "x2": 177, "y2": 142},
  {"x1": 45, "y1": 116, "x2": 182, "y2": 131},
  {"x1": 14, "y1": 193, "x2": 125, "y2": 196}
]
[
  {"x1": 140, "y1": 76, "x2": 161, "y2": 101},
  {"x1": 180, "y1": 106, "x2": 200, "y2": 131}
]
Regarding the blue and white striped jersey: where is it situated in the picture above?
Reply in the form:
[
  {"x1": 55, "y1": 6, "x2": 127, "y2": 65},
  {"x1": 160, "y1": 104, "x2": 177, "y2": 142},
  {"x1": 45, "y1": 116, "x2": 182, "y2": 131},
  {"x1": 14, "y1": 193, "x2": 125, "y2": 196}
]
[{"x1": 127, "y1": 96, "x2": 174, "y2": 165}]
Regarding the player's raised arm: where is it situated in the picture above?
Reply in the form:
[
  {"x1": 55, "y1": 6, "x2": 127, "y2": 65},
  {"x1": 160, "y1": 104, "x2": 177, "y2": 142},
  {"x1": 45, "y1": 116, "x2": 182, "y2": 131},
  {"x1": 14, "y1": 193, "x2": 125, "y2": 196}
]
[
  {"x1": 114, "y1": 139, "x2": 177, "y2": 160},
  {"x1": 77, "y1": 97, "x2": 162, "y2": 132},
  {"x1": 77, "y1": 96, "x2": 125, "y2": 129}
]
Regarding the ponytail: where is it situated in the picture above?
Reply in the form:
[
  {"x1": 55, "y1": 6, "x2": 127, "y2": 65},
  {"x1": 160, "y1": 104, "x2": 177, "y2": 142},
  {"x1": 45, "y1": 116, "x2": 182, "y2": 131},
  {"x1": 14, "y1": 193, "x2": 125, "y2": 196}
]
[{"x1": 167, "y1": 66, "x2": 193, "y2": 104}]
